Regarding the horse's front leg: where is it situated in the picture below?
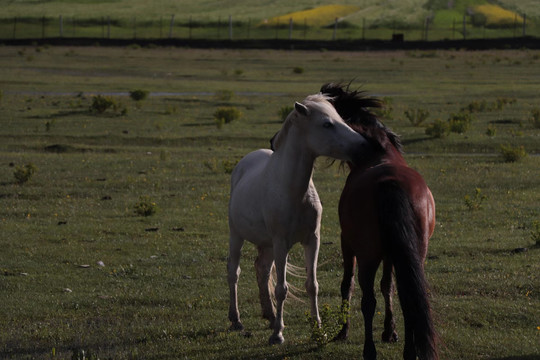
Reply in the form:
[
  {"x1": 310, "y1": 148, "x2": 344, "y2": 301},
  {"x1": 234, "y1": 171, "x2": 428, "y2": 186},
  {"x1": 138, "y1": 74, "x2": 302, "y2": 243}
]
[
  {"x1": 303, "y1": 234, "x2": 320, "y2": 327},
  {"x1": 269, "y1": 242, "x2": 288, "y2": 345}
]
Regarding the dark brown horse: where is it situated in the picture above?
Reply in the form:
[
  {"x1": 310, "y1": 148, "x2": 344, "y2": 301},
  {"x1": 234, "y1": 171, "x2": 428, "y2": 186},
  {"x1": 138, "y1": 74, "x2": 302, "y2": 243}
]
[{"x1": 321, "y1": 84, "x2": 438, "y2": 360}]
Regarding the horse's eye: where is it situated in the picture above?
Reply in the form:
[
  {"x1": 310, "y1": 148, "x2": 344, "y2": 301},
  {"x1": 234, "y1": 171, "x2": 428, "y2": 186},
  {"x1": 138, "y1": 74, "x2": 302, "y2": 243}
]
[{"x1": 323, "y1": 122, "x2": 334, "y2": 129}]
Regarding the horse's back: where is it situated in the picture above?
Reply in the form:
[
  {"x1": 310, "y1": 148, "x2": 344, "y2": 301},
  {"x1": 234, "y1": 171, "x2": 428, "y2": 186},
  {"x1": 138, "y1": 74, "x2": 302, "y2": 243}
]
[{"x1": 231, "y1": 149, "x2": 272, "y2": 191}]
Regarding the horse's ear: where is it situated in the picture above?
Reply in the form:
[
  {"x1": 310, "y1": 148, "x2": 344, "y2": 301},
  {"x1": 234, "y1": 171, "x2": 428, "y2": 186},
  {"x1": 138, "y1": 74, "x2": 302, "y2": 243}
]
[{"x1": 295, "y1": 102, "x2": 309, "y2": 116}]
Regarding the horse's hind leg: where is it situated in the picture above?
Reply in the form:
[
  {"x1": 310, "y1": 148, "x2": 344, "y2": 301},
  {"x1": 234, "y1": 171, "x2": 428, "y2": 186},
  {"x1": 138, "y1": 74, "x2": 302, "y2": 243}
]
[
  {"x1": 381, "y1": 258, "x2": 398, "y2": 343},
  {"x1": 227, "y1": 231, "x2": 244, "y2": 331},
  {"x1": 255, "y1": 246, "x2": 276, "y2": 328},
  {"x1": 334, "y1": 239, "x2": 356, "y2": 341},
  {"x1": 359, "y1": 263, "x2": 379, "y2": 360}
]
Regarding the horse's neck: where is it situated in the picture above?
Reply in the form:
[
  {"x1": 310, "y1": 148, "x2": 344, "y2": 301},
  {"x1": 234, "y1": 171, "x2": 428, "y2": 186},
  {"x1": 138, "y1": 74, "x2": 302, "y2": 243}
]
[
  {"x1": 268, "y1": 131, "x2": 316, "y2": 198},
  {"x1": 381, "y1": 146, "x2": 407, "y2": 166},
  {"x1": 355, "y1": 145, "x2": 406, "y2": 171}
]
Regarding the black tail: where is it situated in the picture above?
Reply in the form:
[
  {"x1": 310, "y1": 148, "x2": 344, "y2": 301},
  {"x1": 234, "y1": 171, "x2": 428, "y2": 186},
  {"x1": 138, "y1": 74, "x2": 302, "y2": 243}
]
[{"x1": 377, "y1": 181, "x2": 438, "y2": 360}]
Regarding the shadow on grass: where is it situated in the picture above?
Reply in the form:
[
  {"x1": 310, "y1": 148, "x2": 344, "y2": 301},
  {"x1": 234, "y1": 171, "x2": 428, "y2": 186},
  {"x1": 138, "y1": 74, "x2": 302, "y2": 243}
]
[{"x1": 490, "y1": 356, "x2": 540, "y2": 360}]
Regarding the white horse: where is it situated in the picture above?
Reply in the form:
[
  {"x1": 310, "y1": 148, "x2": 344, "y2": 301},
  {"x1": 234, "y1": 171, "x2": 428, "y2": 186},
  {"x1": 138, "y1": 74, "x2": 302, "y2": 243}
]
[{"x1": 227, "y1": 94, "x2": 371, "y2": 345}]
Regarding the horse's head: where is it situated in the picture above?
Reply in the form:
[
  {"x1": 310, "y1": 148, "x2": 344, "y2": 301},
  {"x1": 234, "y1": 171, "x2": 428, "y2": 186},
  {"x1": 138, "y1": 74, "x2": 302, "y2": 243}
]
[
  {"x1": 271, "y1": 94, "x2": 371, "y2": 163},
  {"x1": 321, "y1": 83, "x2": 403, "y2": 158}
]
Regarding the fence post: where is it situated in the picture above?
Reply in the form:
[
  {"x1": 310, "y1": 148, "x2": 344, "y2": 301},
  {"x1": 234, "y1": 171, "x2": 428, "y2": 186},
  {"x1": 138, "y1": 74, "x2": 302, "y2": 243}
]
[
  {"x1": 229, "y1": 15, "x2": 233, "y2": 40},
  {"x1": 523, "y1": 13, "x2": 526, "y2": 37},
  {"x1": 13, "y1": 17, "x2": 17, "y2": 39},
  {"x1": 169, "y1": 15, "x2": 175, "y2": 38},
  {"x1": 133, "y1": 17, "x2": 137, "y2": 39},
  {"x1": 189, "y1": 16, "x2": 192, "y2": 39},
  {"x1": 59, "y1": 15, "x2": 63, "y2": 37},
  {"x1": 304, "y1": 18, "x2": 307, "y2": 39},
  {"x1": 288, "y1": 18, "x2": 293, "y2": 40},
  {"x1": 247, "y1": 18, "x2": 251, "y2": 39},
  {"x1": 107, "y1": 16, "x2": 110, "y2": 39},
  {"x1": 333, "y1": 17, "x2": 338, "y2": 40}
]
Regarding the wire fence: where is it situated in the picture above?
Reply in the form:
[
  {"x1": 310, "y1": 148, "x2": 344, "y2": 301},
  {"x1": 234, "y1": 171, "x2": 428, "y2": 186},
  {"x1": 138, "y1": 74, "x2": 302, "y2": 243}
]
[{"x1": 1, "y1": 15, "x2": 538, "y2": 43}]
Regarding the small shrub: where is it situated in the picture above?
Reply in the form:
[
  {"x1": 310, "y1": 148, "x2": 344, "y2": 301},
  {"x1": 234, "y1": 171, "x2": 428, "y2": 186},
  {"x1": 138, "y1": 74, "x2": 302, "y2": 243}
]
[
  {"x1": 293, "y1": 66, "x2": 304, "y2": 74},
  {"x1": 463, "y1": 99, "x2": 488, "y2": 113},
  {"x1": 493, "y1": 97, "x2": 516, "y2": 111},
  {"x1": 404, "y1": 108, "x2": 430, "y2": 127},
  {"x1": 486, "y1": 124, "x2": 497, "y2": 137},
  {"x1": 45, "y1": 119, "x2": 55, "y2": 132},
  {"x1": 222, "y1": 159, "x2": 238, "y2": 174},
  {"x1": 164, "y1": 104, "x2": 178, "y2": 115},
  {"x1": 278, "y1": 105, "x2": 294, "y2": 122},
  {"x1": 14, "y1": 163, "x2": 37, "y2": 184},
  {"x1": 375, "y1": 97, "x2": 394, "y2": 120},
  {"x1": 203, "y1": 158, "x2": 217, "y2": 172},
  {"x1": 306, "y1": 301, "x2": 349, "y2": 348},
  {"x1": 214, "y1": 90, "x2": 234, "y2": 102},
  {"x1": 134, "y1": 196, "x2": 157, "y2": 217},
  {"x1": 530, "y1": 109, "x2": 540, "y2": 129},
  {"x1": 448, "y1": 112, "x2": 474, "y2": 134},
  {"x1": 90, "y1": 95, "x2": 117, "y2": 114},
  {"x1": 500, "y1": 144, "x2": 527, "y2": 163},
  {"x1": 425, "y1": 119, "x2": 449, "y2": 138},
  {"x1": 129, "y1": 89, "x2": 149, "y2": 102},
  {"x1": 214, "y1": 107, "x2": 242, "y2": 124},
  {"x1": 464, "y1": 188, "x2": 487, "y2": 211},
  {"x1": 215, "y1": 117, "x2": 225, "y2": 129},
  {"x1": 204, "y1": 158, "x2": 237, "y2": 174}
]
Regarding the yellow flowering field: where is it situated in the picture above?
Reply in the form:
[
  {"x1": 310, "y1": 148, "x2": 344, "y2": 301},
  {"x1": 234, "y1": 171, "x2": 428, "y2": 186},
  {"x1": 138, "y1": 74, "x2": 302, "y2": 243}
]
[
  {"x1": 261, "y1": 5, "x2": 360, "y2": 27},
  {"x1": 474, "y1": 4, "x2": 524, "y2": 27}
]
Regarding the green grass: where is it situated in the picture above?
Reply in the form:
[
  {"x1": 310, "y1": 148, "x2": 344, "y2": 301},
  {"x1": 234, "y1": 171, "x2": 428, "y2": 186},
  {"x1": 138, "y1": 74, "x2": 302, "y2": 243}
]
[
  {"x1": 1, "y1": 0, "x2": 539, "y2": 40},
  {"x1": 0, "y1": 46, "x2": 539, "y2": 359}
]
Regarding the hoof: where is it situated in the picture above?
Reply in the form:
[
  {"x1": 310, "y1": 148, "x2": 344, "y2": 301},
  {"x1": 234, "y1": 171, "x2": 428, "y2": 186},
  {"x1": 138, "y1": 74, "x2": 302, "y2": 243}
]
[
  {"x1": 269, "y1": 333, "x2": 284, "y2": 345},
  {"x1": 229, "y1": 321, "x2": 244, "y2": 331},
  {"x1": 382, "y1": 330, "x2": 398, "y2": 343},
  {"x1": 363, "y1": 340, "x2": 377, "y2": 360},
  {"x1": 332, "y1": 327, "x2": 349, "y2": 342}
]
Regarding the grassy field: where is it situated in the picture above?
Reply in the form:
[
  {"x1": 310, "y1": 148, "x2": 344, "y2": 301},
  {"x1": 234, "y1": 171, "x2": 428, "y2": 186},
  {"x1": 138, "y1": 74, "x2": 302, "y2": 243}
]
[
  {"x1": 0, "y1": 46, "x2": 539, "y2": 359},
  {"x1": 1, "y1": 0, "x2": 539, "y2": 41}
]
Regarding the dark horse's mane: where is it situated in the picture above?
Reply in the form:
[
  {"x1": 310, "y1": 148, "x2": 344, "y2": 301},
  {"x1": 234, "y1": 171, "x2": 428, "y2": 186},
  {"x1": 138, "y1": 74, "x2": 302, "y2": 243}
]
[{"x1": 320, "y1": 83, "x2": 403, "y2": 154}]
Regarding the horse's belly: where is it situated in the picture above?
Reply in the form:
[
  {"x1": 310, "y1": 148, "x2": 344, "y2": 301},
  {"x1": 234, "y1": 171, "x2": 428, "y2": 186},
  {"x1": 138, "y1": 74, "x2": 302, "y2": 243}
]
[{"x1": 231, "y1": 210, "x2": 273, "y2": 246}]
